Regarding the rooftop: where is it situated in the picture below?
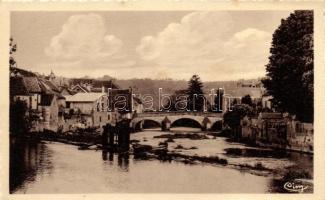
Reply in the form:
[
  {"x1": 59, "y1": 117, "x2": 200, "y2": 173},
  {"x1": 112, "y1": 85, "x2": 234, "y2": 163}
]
[{"x1": 64, "y1": 92, "x2": 107, "y2": 102}]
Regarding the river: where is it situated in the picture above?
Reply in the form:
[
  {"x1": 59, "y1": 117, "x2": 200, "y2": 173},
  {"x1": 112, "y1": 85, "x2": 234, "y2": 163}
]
[{"x1": 10, "y1": 128, "x2": 313, "y2": 193}]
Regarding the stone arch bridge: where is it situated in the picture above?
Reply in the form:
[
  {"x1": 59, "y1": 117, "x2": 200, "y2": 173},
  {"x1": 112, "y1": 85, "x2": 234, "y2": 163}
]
[{"x1": 131, "y1": 112, "x2": 223, "y2": 131}]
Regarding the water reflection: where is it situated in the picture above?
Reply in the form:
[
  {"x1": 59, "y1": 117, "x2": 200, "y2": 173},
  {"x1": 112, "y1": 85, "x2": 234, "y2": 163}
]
[
  {"x1": 102, "y1": 150, "x2": 130, "y2": 171},
  {"x1": 10, "y1": 137, "x2": 53, "y2": 193},
  {"x1": 118, "y1": 153, "x2": 129, "y2": 171}
]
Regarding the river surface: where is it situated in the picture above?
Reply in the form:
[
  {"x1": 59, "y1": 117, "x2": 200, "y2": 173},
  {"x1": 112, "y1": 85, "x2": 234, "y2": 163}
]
[{"x1": 10, "y1": 128, "x2": 313, "y2": 193}]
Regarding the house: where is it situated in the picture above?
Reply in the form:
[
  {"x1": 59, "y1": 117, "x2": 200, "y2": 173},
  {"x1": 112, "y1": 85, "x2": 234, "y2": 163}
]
[
  {"x1": 10, "y1": 76, "x2": 42, "y2": 110},
  {"x1": 59, "y1": 86, "x2": 76, "y2": 96},
  {"x1": 70, "y1": 78, "x2": 119, "y2": 93},
  {"x1": 256, "y1": 112, "x2": 287, "y2": 144},
  {"x1": 240, "y1": 112, "x2": 313, "y2": 153},
  {"x1": 10, "y1": 66, "x2": 38, "y2": 78},
  {"x1": 237, "y1": 79, "x2": 262, "y2": 88},
  {"x1": 40, "y1": 94, "x2": 65, "y2": 131},
  {"x1": 240, "y1": 116, "x2": 259, "y2": 140},
  {"x1": 132, "y1": 96, "x2": 143, "y2": 114},
  {"x1": 10, "y1": 67, "x2": 69, "y2": 132},
  {"x1": 71, "y1": 84, "x2": 90, "y2": 93},
  {"x1": 38, "y1": 78, "x2": 61, "y2": 94},
  {"x1": 64, "y1": 92, "x2": 113, "y2": 128},
  {"x1": 286, "y1": 119, "x2": 313, "y2": 152},
  {"x1": 261, "y1": 95, "x2": 273, "y2": 110}
]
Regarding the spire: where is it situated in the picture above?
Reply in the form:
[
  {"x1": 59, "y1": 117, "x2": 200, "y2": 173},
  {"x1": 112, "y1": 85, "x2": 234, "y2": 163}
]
[{"x1": 49, "y1": 69, "x2": 55, "y2": 81}]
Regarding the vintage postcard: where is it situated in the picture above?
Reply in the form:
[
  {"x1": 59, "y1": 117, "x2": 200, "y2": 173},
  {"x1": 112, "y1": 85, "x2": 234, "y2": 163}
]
[{"x1": 0, "y1": 1, "x2": 325, "y2": 200}]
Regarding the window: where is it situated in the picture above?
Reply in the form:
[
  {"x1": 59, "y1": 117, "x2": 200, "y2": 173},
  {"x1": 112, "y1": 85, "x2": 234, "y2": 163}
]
[
  {"x1": 66, "y1": 102, "x2": 71, "y2": 108},
  {"x1": 99, "y1": 116, "x2": 102, "y2": 122},
  {"x1": 108, "y1": 114, "x2": 110, "y2": 120}
]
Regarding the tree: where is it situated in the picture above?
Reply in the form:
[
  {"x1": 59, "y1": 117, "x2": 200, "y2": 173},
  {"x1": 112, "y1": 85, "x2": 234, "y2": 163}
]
[
  {"x1": 241, "y1": 94, "x2": 253, "y2": 106},
  {"x1": 186, "y1": 75, "x2": 205, "y2": 111},
  {"x1": 10, "y1": 100, "x2": 30, "y2": 135},
  {"x1": 262, "y1": 10, "x2": 313, "y2": 122},
  {"x1": 9, "y1": 37, "x2": 17, "y2": 68},
  {"x1": 223, "y1": 104, "x2": 253, "y2": 138}
]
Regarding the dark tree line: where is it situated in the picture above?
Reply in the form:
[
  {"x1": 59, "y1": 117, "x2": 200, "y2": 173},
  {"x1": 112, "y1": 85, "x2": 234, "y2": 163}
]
[{"x1": 262, "y1": 10, "x2": 313, "y2": 122}]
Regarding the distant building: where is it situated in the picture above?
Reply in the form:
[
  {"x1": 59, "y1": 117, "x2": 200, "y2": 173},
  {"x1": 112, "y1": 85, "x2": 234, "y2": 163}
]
[
  {"x1": 71, "y1": 84, "x2": 90, "y2": 93},
  {"x1": 257, "y1": 112, "x2": 287, "y2": 143},
  {"x1": 240, "y1": 112, "x2": 313, "y2": 153},
  {"x1": 132, "y1": 96, "x2": 143, "y2": 114},
  {"x1": 70, "y1": 78, "x2": 119, "y2": 93},
  {"x1": 64, "y1": 92, "x2": 112, "y2": 128},
  {"x1": 262, "y1": 95, "x2": 273, "y2": 110},
  {"x1": 237, "y1": 79, "x2": 262, "y2": 88},
  {"x1": 59, "y1": 86, "x2": 76, "y2": 96}
]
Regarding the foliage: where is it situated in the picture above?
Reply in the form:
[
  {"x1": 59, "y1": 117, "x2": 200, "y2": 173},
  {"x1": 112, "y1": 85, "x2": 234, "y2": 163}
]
[
  {"x1": 10, "y1": 100, "x2": 30, "y2": 135},
  {"x1": 9, "y1": 37, "x2": 17, "y2": 68},
  {"x1": 241, "y1": 94, "x2": 253, "y2": 106},
  {"x1": 283, "y1": 168, "x2": 312, "y2": 181},
  {"x1": 186, "y1": 75, "x2": 205, "y2": 111},
  {"x1": 262, "y1": 10, "x2": 313, "y2": 122},
  {"x1": 223, "y1": 104, "x2": 253, "y2": 129}
]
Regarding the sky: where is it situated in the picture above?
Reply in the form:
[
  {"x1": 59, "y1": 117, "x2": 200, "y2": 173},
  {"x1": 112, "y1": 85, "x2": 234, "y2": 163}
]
[{"x1": 11, "y1": 11, "x2": 293, "y2": 81}]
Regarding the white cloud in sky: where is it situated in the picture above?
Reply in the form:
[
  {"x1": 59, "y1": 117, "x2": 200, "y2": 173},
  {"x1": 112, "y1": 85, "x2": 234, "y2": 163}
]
[
  {"x1": 45, "y1": 13, "x2": 128, "y2": 72},
  {"x1": 41, "y1": 11, "x2": 284, "y2": 80},
  {"x1": 136, "y1": 12, "x2": 273, "y2": 80}
]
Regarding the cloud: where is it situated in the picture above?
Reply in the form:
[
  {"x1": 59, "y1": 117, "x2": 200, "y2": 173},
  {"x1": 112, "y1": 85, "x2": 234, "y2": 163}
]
[
  {"x1": 44, "y1": 13, "x2": 137, "y2": 77},
  {"x1": 136, "y1": 11, "x2": 273, "y2": 80},
  {"x1": 45, "y1": 14, "x2": 122, "y2": 59}
]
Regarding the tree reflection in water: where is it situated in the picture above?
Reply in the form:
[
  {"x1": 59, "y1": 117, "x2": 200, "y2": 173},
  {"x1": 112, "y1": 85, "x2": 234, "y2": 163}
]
[
  {"x1": 102, "y1": 150, "x2": 130, "y2": 171},
  {"x1": 10, "y1": 137, "x2": 53, "y2": 193}
]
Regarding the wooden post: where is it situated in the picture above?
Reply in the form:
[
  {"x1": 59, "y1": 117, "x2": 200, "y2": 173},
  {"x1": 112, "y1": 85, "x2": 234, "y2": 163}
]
[
  {"x1": 102, "y1": 124, "x2": 108, "y2": 146},
  {"x1": 117, "y1": 119, "x2": 131, "y2": 151},
  {"x1": 108, "y1": 124, "x2": 115, "y2": 147}
]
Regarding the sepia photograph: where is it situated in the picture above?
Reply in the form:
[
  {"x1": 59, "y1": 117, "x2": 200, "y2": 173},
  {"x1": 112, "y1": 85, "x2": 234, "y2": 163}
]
[{"x1": 5, "y1": 8, "x2": 316, "y2": 195}]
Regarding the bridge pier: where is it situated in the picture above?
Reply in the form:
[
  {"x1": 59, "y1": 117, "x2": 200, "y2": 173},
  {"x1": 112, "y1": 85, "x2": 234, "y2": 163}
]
[
  {"x1": 202, "y1": 117, "x2": 212, "y2": 131},
  {"x1": 162, "y1": 117, "x2": 171, "y2": 131},
  {"x1": 138, "y1": 121, "x2": 144, "y2": 131}
]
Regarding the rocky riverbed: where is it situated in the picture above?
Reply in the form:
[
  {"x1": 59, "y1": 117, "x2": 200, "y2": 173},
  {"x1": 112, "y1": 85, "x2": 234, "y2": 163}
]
[{"x1": 129, "y1": 129, "x2": 313, "y2": 193}]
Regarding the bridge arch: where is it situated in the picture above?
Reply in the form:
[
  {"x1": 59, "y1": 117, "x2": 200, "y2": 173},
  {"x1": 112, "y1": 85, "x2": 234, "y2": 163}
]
[
  {"x1": 134, "y1": 118, "x2": 162, "y2": 131},
  {"x1": 170, "y1": 117, "x2": 203, "y2": 129},
  {"x1": 131, "y1": 112, "x2": 223, "y2": 132},
  {"x1": 210, "y1": 120, "x2": 223, "y2": 131}
]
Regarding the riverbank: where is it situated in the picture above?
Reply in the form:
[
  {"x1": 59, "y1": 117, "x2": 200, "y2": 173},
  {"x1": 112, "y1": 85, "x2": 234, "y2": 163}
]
[
  {"x1": 13, "y1": 128, "x2": 102, "y2": 147},
  {"x1": 221, "y1": 131, "x2": 314, "y2": 155}
]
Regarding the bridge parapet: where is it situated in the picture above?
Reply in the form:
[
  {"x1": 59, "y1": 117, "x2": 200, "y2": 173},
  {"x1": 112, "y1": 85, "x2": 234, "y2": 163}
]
[{"x1": 134, "y1": 111, "x2": 223, "y2": 118}]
